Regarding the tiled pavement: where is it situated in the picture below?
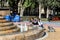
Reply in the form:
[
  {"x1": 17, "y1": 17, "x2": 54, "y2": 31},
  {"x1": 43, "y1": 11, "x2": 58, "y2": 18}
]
[
  {"x1": 43, "y1": 21, "x2": 60, "y2": 40},
  {"x1": 44, "y1": 31, "x2": 60, "y2": 40},
  {"x1": 13, "y1": 21, "x2": 60, "y2": 40},
  {"x1": 43, "y1": 21, "x2": 60, "y2": 27}
]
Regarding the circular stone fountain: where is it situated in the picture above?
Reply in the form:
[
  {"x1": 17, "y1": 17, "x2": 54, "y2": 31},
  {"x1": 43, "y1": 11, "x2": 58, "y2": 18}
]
[
  {"x1": 0, "y1": 16, "x2": 20, "y2": 35},
  {"x1": 0, "y1": 16, "x2": 46, "y2": 40}
]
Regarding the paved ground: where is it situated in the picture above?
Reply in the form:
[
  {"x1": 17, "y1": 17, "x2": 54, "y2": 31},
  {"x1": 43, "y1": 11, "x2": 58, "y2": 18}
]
[
  {"x1": 43, "y1": 21, "x2": 60, "y2": 40},
  {"x1": 43, "y1": 21, "x2": 60, "y2": 27},
  {"x1": 14, "y1": 21, "x2": 60, "y2": 40}
]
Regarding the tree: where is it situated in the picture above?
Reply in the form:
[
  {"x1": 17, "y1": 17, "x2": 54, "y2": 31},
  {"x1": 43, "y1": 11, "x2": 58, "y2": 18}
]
[
  {"x1": 37, "y1": 0, "x2": 43, "y2": 18},
  {"x1": 7, "y1": 0, "x2": 20, "y2": 15},
  {"x1": 46, "y1": 0, "x2": 60, "y2": 16},
  {"x1": 37, "y1": 0, "x2": 60, "y2": 18},
  {"x1": 37, "y1": 0, "x2": 47, "y2": 18},
  {"x1": 20, "y1": 0, "x2": 35, "y2": 17}
]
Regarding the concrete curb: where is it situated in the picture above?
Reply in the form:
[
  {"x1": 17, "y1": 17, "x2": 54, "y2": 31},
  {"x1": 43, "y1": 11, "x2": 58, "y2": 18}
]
[{"x1": 35, "y1": 32, "x2": 48, "y2": 40}]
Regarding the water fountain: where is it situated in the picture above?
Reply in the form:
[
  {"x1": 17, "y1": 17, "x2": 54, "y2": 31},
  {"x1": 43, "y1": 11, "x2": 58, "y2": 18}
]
[
  {"x1": 0, "y1": 16, "x2": 20, "y2": 35},
  {"x1": 0, "y1": 15, "x2": 46, "y2": 40}
]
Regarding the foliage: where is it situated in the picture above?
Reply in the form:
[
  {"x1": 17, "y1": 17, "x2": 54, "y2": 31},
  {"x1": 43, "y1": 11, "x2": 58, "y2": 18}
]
[
  {"x1": 31, "y1": 2, "x2": 35, "y2": 8},
  {"x1": 22, "y1": 0, "x2": 35, "y2": 8},
  {"x1": 23, "y1": 0, "x2": 32, "y2": 8},
  {"x1": 47, "y1": 0, "x2": 60, "y2": 8},
  {"x1": 37, "y1": 0, "x2": 60, "y2": 8},
  {"x1": 6, "y1": 0, "x2": 35, "y2": 9},
  {"x1": 7, "y1": 0, "x2": 14, "y2": 7}
]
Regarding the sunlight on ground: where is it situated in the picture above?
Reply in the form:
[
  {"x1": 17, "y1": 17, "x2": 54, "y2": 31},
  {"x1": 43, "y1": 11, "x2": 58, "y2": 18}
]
[{"x1": 44, "y1": 27, "x2": 60, "y2": 40}]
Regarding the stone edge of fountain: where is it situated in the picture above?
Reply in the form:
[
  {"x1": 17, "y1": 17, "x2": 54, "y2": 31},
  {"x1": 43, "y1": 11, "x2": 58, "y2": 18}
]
[{"x1": 35, "y1": 32, "x2": 48, "y2": 40}]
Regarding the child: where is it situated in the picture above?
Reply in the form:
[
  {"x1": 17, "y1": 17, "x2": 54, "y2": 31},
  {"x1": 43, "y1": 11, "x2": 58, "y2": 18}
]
[
  {"x1": 12, "y1": 14, "x2": 20, "y2": 22},
  {"x1": 4, "y1": 14, "x2": 11, "y2": 21},
  {"x1": 32, "y1": 18, "x2": 38, "y2": 25},
  {"x1": 38, "y1": 19, "x2": 44, "y2": 28}
]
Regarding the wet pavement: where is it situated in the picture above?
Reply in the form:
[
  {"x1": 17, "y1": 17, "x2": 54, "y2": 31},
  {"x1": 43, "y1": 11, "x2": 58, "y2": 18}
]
[
  {"x1": 42, "y1": 21, "x2": 60, "y2": 27},
  {"x1": 43, "y1": 21, "x2": 60, "y2": 40}
]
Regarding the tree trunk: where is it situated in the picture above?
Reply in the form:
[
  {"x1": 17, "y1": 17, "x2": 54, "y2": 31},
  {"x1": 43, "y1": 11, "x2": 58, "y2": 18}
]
[
  {"x1": 39, "y1": 4, "x2": 41, "y2": 18},
  {"x1": 47, "y1": 8, "x2": 50, "y2": 18},
  {"x1": 20, "y1": 7, "x2": 25, "y2": 17},
  {"x1": 6, "y1": 1, "x2": 9, "y2": 7},
  {"x1": 51, "y1": 10, "x2": 53, "y2": 15},
  {"x1": 18, "y1": 2, "x2": 20, "y2": 14},
  {"x1": 53, "y1": 7, "x2": 55, "y2": 16},
  {"x1": 53, "y1": 10, "x2": 55, "y2": 16}
]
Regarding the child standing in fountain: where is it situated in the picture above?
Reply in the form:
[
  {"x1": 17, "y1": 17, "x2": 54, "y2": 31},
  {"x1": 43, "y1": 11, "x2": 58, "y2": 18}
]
[{"x1": 38, "y1": 19, "x2": 44, "y2": 28}]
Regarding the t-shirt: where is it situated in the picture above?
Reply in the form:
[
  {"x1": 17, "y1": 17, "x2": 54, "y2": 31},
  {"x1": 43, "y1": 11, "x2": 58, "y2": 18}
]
[
  {"x1": 38, "y1": 21, "x2": 43, "y2": 26},
  {"x1": 12, "y1": 15, "x2": 20, "y2": 22},
  {"x1": 4, "y1": 15, "x2": 11, "y2": 21},
  {"x1": 32, "y1": 20, "x2": 38, "y2": 25}
]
